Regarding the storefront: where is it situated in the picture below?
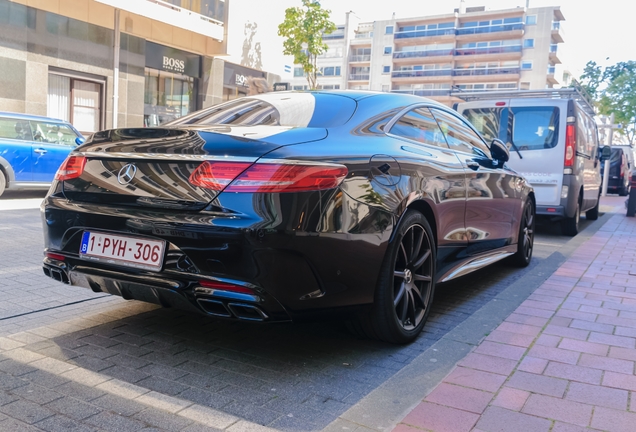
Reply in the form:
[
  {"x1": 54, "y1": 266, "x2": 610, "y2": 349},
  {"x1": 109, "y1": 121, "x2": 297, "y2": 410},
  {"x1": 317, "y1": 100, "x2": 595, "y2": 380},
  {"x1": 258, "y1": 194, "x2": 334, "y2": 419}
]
[
  {"x1": 222, "y1": 63, "x2": 267, "y2": 101},
  {"x1": 143, "y1": 42, "x2": 202, "y2": 127}
]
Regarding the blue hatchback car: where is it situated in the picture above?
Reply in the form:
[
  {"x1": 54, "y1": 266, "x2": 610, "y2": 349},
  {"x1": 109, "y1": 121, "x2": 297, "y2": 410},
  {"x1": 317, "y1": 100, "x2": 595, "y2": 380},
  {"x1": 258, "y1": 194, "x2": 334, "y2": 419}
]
[{"x1": 0, "y1": 112, "x2": 84, "y2": 196}]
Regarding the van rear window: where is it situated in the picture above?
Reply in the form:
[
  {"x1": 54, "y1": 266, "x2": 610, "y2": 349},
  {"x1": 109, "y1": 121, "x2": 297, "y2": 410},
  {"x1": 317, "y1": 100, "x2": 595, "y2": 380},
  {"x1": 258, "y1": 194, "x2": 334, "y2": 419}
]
[{"x1": 511, "y1": 107, "x2": 559, "y2": 150}]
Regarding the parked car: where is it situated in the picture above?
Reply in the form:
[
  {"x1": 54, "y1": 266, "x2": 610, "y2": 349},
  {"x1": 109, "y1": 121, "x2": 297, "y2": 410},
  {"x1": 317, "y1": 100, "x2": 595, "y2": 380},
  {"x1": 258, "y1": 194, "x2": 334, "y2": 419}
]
[
  {"x1": 0, "y1": 112, "x2": 84, "y2": 197},
  {"x1": 455, "y1": 88, "x2": 601, "y2": 236},
  {"x1": 601, "y1": 145, "x2": 633, "y2": 196},
  {"x1": 41, "y1": 91, "x2": 535, "y2": 344}
]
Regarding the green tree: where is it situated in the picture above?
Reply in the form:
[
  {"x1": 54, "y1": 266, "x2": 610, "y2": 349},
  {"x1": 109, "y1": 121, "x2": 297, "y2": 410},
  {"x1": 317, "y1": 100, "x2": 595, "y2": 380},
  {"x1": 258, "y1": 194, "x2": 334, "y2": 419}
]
[
  {"x1": 278, "y1": 0, "x2": 336, "y2": 90},
  {"x1": 579, "y1": 60, "x2": 636, "y2": 145}
]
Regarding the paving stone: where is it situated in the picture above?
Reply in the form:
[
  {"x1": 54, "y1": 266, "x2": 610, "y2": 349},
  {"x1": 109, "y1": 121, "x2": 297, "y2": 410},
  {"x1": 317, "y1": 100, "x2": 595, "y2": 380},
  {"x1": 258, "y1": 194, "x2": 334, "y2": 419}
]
[
  {"x1": 476, "y1": 406, "x2": 552, "y2": 432},
  {"x1": 507, "y1": 371, "x2": 568, "y2": 397},
  {"x1": 136, "y1": 376, "x2": 190, "y2": 396},
  {"x1": 90, "y1": 394, "x2": 147, "y2": 416},
  {"x1": 35, "y1": 414, "x2": 100, "y2": 432},
  {"x1": 424, "y1": 382, "x2": 492, "y2": 414},
  {"x1": 544, "y1": 362, "x2": 603, "y2": 385},
  {"x1": 444, "y1": 366, "x2": 506, "y2": 392},
  {"x1": 590, "y1": 406, "x2": 636, "y2": 432},
  {"x1": 491, "y1": 387, "x2": 529, "y2": 412},
  {"x1": 53, "y1": 381, "x2": 107, "y2": 402},
  {"x1": 401, "y1": 401, "x2": 479, "y2": 432},
  {"x1": 133, "y1": 408, "x2": 193, "y2": 431},
  {"x1": 0, "y1": 399, "x2": 55, "y2": 424},
  {"x1": 45, "y1": 397, "x2": 102, "y2": 421},
  {"x1": 84, "y1": 411, "x2": 147, "y2": 432},
  {"x1": 565, "y1": 382, "x2": 628, "y2": 410}
]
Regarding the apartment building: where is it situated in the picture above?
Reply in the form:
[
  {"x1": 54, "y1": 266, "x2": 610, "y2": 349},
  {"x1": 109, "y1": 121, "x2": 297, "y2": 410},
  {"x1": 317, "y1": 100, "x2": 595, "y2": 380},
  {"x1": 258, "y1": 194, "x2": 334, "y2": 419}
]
[
  {"x1": 289, "y1": 5, "x2": 566, "y2": 106},
  {"x1": 0, "y1": 0, "x2": 277, "y2": 134}
]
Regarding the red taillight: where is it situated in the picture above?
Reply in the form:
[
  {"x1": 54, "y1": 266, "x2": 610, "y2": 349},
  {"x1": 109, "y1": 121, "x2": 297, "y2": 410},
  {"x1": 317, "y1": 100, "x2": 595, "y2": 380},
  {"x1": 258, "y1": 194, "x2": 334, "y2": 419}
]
[
  {"x1": 199, "y1": 280, "x2": 253, "y2": 294},
  {"x1": 189, "y1": 161, "x2": 348, "y2": 193},
  {"x1": 45, "y1": 252, "x2": 66, "y2": 261},
  {"x1": 55, "y1": 156, "x2": 86, "y2": 181},
  {"x1": 564, "y1": 124, "x2": 576, "y2": 167},
  {"x1": 189, "y1": 161, "x2": 251, "y2": 190}
]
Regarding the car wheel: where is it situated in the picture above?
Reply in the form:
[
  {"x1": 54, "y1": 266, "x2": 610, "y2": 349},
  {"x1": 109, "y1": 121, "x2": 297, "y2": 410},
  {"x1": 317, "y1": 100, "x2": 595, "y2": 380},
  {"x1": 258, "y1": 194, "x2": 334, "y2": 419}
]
[
  {"x1": 353, "y1": 210, "x2": 436, "y2": 344},
  {"x1": 0, "y1": 171, "x2": 6, "y2": 197},
  {"x1": 561, "y1": 201, "x2": 580, "y2": 236},
  {"x1": 585, "y1": 192, "x2": 600, "y2": 220},
  {"x1": 509, "y1": 199, "x2": 535, "y2": 267}
]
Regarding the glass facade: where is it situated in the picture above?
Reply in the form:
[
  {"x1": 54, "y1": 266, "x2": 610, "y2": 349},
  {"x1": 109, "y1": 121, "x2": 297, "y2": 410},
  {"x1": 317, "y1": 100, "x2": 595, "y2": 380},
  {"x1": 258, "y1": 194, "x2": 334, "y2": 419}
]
[{"x1": 144, "y1": 69, "x2": 195, "y2": 127}]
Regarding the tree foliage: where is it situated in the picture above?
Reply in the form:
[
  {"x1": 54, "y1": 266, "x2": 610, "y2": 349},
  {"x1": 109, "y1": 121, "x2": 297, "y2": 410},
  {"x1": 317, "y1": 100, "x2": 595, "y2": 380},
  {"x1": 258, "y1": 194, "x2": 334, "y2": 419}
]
[
  {"x1": 579, "y1": 60, "x2": 636, "y2": 144},
  {"x1": 278, "y1": 0, "x2": 336, "y2": 90}
]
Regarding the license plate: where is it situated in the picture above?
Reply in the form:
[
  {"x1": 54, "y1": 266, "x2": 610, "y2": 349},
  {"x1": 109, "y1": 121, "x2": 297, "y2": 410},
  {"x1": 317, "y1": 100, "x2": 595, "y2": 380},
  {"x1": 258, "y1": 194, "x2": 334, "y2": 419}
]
[{"x1": 79, "y1": 231, "x2": 165, "y2": 271}]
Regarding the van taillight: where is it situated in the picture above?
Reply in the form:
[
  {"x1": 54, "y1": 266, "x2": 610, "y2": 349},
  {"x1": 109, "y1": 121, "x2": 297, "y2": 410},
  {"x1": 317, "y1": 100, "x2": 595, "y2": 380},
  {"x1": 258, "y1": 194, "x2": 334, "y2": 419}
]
[
  {"x1": 564, "y1": 124, "x2": 576, "y2": 167},
  {"x1": 621, "y1": 156, "x2": 625, "y2": 177}
]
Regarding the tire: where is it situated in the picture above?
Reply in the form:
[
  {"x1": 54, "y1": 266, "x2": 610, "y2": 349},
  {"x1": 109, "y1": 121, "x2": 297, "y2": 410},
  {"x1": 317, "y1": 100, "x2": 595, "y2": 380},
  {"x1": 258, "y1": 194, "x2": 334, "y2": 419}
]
[
  {"x1": 561, "y1": 201, "x2": 580, "y2": 236},
  {"x1": 509, "y1": 199, "x2": 535, "y2": 267},
  {"x1": 585, "y1": 193, "x2": 600, "y2": 220},
  {"x1": 0, "y1": 170, "x2": 6, "y2": 198},
  {"x1": 350, "y1": 210, "x2": 436, "y2": 344}
]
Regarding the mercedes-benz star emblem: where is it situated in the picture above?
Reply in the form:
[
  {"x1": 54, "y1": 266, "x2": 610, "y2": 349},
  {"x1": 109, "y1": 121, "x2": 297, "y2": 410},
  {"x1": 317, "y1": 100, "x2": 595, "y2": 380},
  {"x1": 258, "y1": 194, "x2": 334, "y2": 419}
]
[{"x1": 117, "y1": 163, "x2": 138, "y2": 185}]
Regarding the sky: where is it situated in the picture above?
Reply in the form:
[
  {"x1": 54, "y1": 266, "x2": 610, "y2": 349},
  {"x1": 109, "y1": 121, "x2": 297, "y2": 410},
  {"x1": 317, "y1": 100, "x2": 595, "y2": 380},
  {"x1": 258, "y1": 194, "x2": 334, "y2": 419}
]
[{"x1": 226, "y1": 0, "x2": 635, "y2": 79}]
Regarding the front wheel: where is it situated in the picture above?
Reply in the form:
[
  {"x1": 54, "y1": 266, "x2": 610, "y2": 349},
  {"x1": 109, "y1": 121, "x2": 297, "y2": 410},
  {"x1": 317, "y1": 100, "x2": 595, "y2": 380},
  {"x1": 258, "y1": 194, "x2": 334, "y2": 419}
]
[
  {"x1": 352, "y1": 210, "x2": 436, "y2": 344},
  {"x1": 509, "y1": 199, "x2": 535, "y2": 267}
]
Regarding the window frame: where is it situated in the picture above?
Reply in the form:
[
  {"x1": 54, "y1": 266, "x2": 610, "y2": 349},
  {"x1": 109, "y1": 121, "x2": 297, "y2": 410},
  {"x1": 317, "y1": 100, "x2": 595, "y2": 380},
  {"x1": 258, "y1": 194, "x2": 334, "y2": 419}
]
[
  {"x1": 523, "y1": 38, "x2": 535, "y2": 48},
  {"x1": 385, "y1": 105, "x2": 451, "y2": 150},
  {"x1": 429, "y1": 107, "x2": 491, "y2": 157}
]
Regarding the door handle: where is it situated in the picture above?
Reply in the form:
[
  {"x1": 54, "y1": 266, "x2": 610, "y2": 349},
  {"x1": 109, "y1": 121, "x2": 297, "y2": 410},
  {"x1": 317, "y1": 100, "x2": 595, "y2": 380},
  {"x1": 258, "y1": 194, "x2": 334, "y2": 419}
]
[
  {"x1": 34, "y1": 148, "x2": 47, "y2": 155},
  {"x1": 466, "y1": 160, "x2": 480, "y2": 170}
]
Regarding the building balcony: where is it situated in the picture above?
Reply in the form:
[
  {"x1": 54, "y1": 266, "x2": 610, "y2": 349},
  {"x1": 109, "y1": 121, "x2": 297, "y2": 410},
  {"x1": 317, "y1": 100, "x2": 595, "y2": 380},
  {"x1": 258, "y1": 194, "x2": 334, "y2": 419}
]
[
  {"x1": 453, "y1": 67, "x2": 520, "y2": 82},
  {"x1": 349, "y1": 55, "x2": 371, "y2": 63},
  {"x1": 391, "y1": 70, "x2": 452, "y2": 84},
  {"x1": 455, "y1": 23, "x2": 524, "y2": 42},
  {"x1": 551, "y1": 21, "x2": 565, "y2": 43},
  {"x1": 547, "y1": 66, "x2": 559, "y2": 85},
  {"x1": 454, "y1": 45, "x2": 522, "y2": 61},
  {"x1": 393, "y1": 49, "x2": 454, "y2": 64},
  {"x1": 391, "y1": 89, "x2": 451, "y2": 97},
  {"x1": 349, "y1": 74, "x2": 370, "y2": 81},
  {"x1": 549, "y1": 46, "x2": 562, "y2": 64},
  {"x1": 393, "y1": 28, "x2": 455, "y2": 45}
]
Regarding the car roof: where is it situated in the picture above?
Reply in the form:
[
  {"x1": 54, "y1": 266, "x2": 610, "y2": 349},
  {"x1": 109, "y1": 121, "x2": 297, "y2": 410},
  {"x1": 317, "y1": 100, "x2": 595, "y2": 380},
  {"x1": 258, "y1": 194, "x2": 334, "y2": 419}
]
[
  {"x1": 296, "y1": 90, "x2": 447, "y2": 108},
  {"x1": 0, "y1": 111, "x2": 67, "y2": 123}
]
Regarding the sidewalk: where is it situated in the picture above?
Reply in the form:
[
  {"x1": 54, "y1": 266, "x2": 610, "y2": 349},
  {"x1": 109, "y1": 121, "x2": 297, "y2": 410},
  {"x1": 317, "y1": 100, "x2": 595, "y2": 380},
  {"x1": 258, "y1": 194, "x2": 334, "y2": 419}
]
[{"x1": 392, "y1": 196, "x2": 636, "y2": 432}]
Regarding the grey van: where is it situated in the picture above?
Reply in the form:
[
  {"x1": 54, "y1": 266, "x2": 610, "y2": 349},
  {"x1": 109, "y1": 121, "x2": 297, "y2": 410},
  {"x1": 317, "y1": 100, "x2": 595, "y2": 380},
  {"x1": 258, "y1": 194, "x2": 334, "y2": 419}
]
[{"x1": 455, "y1": 90, "x2": 601, "y2": 236}]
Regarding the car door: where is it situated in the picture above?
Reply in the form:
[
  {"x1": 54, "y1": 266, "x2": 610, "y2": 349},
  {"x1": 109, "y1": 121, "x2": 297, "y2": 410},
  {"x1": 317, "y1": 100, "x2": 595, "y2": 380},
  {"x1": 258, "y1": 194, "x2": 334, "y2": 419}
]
[
  {"x1": 29, "y1": 120, "x2": 78, "y2": 183},
  {"x1": 431, "y1": 108, "x2": 520, "y2": 250},
  {"x1": 386, "y1": 106, "x2": 468, "y2": 249},
  {"x1": 0, "y1": 117, "x2": 33, "y2": 182}
]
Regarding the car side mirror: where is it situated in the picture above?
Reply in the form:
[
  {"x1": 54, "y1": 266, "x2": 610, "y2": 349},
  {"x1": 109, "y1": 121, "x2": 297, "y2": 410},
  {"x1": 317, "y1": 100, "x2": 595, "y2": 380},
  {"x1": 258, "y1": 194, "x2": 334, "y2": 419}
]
[
  {"x1": 75, "y1": 137, "x2": 85, "y2": 146},
  {"x1": 490, "y1": 138, "x2": 510, "y2": 163},
  {"x1": 601, "y1": 146, "x2": 611, "y2": 161}
]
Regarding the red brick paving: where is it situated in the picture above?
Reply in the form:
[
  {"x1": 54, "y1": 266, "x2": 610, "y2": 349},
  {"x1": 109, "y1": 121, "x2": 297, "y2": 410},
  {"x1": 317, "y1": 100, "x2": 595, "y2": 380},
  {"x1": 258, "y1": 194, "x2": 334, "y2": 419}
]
[{"x1": 392, "y1": 197, "x2": 636, "y2": 432}]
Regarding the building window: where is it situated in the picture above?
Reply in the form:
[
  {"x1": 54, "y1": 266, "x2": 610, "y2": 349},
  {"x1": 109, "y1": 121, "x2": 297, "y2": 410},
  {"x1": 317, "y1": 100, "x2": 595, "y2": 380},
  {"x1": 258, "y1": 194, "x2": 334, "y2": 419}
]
[
  {"x1": 383, "y1": 66, "x2": 391, "y2": 74},
  {"x1": 48, "y1": 72, "x2": 103, "y2": 136},
  {"x1": 385, "y1": 25, "x2": 394, "y2": 34},
  {"x1": 521, "y1": 61, "x2": 533, "y2": 70},
  {"x1": 384, "y1": 46, "x2": 392, "y2": 55},
  {"x1": 524, "y1": 39, "x2": 534, "y2": 48},
  {"x1": 526, "y1": 15, "x2": 537, "y2": 25},
  {"x1": 294, "y1": 67, "x2": 304, "y2": 77},
  {"x1": 321, "y1": 66, "x2": 341, "y2": 76}
]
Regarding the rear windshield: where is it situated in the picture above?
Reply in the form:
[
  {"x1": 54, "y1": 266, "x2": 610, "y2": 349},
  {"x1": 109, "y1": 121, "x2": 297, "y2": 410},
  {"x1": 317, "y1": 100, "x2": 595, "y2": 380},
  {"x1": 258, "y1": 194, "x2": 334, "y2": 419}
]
[
  {"x1": 511, "y1": 107, "x2": 559, "y2": 150},
  {"x1": 610, "y1": 148, "x2": 624, "y2": 163},
  {"x1": 462, "y1": 107, "x2": 507, "y2": 143},
  {"x1": 165, "y1": 93, "x2": 357, "y2": 128}
]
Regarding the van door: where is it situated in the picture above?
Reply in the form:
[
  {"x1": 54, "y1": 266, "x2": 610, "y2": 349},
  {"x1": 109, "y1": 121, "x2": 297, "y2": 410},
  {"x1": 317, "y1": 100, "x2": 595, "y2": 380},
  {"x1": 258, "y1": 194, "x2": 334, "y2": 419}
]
[
  {"x1": 507, "y1": 99, "x2": 565, "y2": 209},
  {"x1": 576, "y1": 108, "x2": 601, "y2": 209}
]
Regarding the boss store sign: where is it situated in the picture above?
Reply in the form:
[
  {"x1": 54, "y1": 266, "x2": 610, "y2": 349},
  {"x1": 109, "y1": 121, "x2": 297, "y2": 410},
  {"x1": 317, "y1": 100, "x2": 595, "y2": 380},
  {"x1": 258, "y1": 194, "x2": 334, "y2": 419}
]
[
  {"x1": 223, "y1": 63, "x2": 266, "y2": 90},
  {"x1": 145, "y1": 41, "x2": 201, "y2": 77}
]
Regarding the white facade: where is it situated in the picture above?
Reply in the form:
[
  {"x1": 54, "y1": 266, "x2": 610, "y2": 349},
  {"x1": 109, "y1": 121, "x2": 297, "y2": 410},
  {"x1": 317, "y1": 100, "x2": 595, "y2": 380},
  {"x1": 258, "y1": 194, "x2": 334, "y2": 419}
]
[{"x1": 288, "y1": 5, "x2": 567, "y2": 106}]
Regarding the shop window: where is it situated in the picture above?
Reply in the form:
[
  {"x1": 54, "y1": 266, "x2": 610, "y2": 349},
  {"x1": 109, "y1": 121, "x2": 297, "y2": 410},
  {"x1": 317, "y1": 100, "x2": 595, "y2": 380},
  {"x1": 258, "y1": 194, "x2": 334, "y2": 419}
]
[
  {"x1": 144, "y1": 69, "x2": 195, "y2": 127},
  {"x1": 47, "y1": 73, "x2": 103, "y2": 135}
]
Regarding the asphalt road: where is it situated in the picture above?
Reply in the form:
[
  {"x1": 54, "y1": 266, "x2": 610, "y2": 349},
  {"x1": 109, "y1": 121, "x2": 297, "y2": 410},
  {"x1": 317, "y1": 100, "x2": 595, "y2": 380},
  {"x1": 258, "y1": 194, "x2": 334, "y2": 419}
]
[{"x1": 0, "y1": 190, "x2": 602, "y2": 431}]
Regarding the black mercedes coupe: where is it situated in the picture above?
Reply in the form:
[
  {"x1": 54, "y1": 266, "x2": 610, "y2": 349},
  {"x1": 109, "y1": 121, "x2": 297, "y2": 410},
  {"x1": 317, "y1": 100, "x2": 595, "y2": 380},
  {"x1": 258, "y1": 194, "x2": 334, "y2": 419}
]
[{"x1": 41, "y1": 91, "x2": 535, "y2": 344}]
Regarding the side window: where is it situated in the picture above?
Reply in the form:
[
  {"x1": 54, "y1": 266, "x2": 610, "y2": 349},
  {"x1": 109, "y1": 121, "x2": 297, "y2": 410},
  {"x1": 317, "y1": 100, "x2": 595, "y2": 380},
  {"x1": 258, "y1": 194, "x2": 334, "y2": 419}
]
[
  {"x1": 30, "y1": 121, "x2": 78, "y2": 146},
  {"x1": 510, "y1": 107, "x2": 559, "y2": 150},
  {"x1": 388, "y1": 107, "x2": 449, "y2": 149},
  {"x1": 0, "y1": 118, "x2": 33, "y2": 141},
  {"x1": 431, "y1": 108, "x2": 490, "y2": 156}
]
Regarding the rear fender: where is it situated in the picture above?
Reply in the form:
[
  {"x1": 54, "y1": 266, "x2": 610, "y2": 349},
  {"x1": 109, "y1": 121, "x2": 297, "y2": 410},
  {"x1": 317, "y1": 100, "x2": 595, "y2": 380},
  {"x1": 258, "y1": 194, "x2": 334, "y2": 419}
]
[{"x1": 0, "y1": 156, "x2": 15, "y2": 186}]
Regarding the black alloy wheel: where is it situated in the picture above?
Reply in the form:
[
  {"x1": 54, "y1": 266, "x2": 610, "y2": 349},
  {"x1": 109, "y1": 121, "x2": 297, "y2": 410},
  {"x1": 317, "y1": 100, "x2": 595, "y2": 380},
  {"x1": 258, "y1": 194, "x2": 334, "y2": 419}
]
[
  {"x1": 510, "y1": 199, "x2": 535, "y2": 267},
  {"x1": 392, "y1": 223, "x2": 434, "y2": 331},
  {"x1": 348, "y1": 210, "x2": 436, "y2": 344}
]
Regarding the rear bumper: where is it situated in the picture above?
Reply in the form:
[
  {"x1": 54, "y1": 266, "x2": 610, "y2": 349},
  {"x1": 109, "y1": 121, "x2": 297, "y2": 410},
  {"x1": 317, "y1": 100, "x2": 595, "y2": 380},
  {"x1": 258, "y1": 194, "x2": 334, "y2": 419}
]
[
  {"x1": 536, "y1": 205, "x2": 565, "y2": 217},
  {"x1": 41, "y1": 191, "x2": 393, "y2": 322}
]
